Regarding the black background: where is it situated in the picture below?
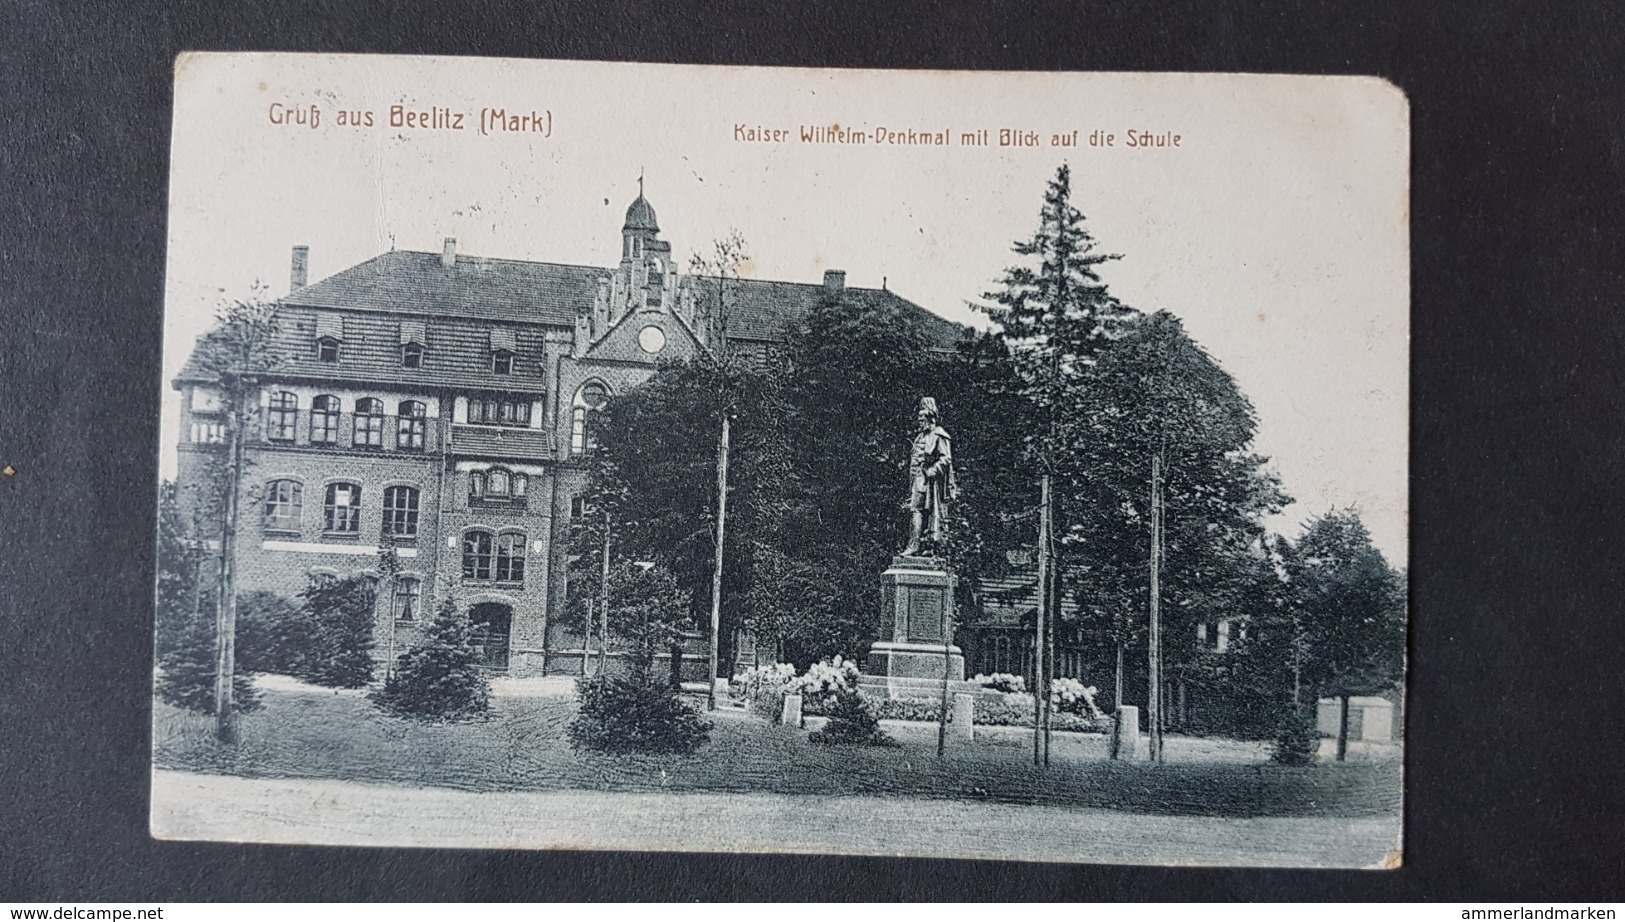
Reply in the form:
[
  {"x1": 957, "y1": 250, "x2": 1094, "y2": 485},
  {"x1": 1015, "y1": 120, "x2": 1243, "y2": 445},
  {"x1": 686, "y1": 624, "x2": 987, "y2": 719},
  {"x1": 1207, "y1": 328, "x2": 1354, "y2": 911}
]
[{"x1": 3, "y1": 0, "x2": 1623, "y2": 902}]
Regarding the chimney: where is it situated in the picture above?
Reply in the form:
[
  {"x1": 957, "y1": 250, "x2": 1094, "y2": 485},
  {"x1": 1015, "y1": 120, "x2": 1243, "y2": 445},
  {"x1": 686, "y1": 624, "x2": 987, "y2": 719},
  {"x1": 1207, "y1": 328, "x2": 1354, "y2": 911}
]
[
  {"x1": 290, "y1": 245, "x2": 309, "y2": 291},
  {"x1": 823, "y1": 269, "x2": 846, "y2": 298},
  {"x1": 442, "y1": 237, "x2": 457, "y2": 268}
]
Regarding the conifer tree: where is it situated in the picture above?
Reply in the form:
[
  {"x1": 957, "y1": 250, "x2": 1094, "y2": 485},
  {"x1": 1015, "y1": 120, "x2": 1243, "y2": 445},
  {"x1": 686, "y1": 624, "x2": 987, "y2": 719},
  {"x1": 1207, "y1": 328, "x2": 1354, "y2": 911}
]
[
  {"x1": 980, "y1": 163, "x2": 1130, "y2": 763},
  {"x1": 371, "y1": 593, "x2": 491, "y2": 721}
]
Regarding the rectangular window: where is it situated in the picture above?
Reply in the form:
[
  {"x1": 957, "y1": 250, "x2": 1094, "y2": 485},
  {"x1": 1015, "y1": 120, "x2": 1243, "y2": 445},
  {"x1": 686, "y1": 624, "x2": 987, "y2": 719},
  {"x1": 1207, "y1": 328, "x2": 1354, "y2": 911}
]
[
  {"x1": 383, "y1": 487, "x2": 422, "y2": 536},
  {"x1": 393, "y1": 578, "x2": 422, "y2": 622},
  {"x1": 467, "y1": 395, "x2": 533, "y2": 428},
  {"x1": 383, "y1": 486, "x2": 420, "y2": 538},
  {"x1": 324, "y1": 483, "x2": 361, "y2": 533},
  {"x1": 263, "y1": 480, "x2": 303, "y2": 531},
  {"x1": 353, "y1": 398, "x2": 384, "y2": 448},
  {"x1": 397, "y1": 401, "x2": 427, "y2": 450},
  {"x1": 310, "y1": 396, "x2": 340, "y2": 444},
  {"x1": 462, "y1": 531, "x2": 493, "y2": 581},
  {"x1": 266, "y1": 392, "x2": 298, "y2": 442},
  {"x1": 496, "y1": 533, "x2": 526, "y2": 583},
  {"x1": 190, "y1": 419, "x2": 224, "y2": 444}
]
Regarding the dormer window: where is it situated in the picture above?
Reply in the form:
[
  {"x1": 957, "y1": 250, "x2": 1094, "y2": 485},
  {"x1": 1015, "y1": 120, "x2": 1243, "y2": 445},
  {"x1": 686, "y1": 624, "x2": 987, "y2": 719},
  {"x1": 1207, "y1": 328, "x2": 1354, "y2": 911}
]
[
  {"x1": 399, "y1": 319, "x2": 426, "y2": 368},
  {"x1": 317, "y1": 336, "x2": 341, "y2": 362},
  {"x1": 492, "y1": 350, "x2": 514, "y2": 375}
]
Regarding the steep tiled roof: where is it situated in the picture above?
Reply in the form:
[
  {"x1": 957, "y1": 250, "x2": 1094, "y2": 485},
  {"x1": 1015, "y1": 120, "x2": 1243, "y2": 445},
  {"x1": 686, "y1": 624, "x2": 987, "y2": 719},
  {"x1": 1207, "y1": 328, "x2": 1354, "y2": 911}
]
[
  {"x1": 176, "y1": 248, "x2": 969, "y2": 385},
  {"x1": 688, "y1": 276, "x2": 969, "y2": 351},
  {"x1": 282, "y1": 250, "x2": 599, "y2": 327}
]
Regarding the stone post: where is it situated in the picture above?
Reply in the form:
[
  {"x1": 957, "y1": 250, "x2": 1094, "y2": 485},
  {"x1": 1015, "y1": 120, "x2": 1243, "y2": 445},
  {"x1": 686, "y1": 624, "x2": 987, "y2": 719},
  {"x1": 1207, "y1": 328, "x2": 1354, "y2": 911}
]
[
  {"x1": 1111, "y1": 705, "x2": 1143, "y2": 761},
  {"x1": 780, "y1": 693, "x2": 803, "y2": 728},
  {"x1": 953, "y1": 693, "x2": 975, "y2": 741}
]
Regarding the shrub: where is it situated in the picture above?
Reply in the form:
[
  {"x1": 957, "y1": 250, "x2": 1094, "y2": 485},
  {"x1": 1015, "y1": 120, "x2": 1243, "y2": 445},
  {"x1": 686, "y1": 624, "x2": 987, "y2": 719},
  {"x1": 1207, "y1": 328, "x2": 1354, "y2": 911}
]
[
  {"x1": 155, "y1": 609, "x2": 260, "y2": 715},
  {"x1": 568, "y1": 672, "x2": 712, "y2": 754},
  {"x1": 234, "y1": 590, "x2": 307, "y2": 676},
  {"x1": 1050, "y1": 677, "x2": 1106, "y2": 717},
  {"x1": 790, "y1": 655, "x2": 861, "y2": 714},
  {"x1": 370, "y1": 596, "x2": 491, "y2": 722},
  {"x1": 809, "y1": 687, "x2": 895, "y2": 746},
  {"x1": 1272, "y1": 705, "x2": 1320, "y2": 764},
  {"x1": 295, "y1": 577, "x2": 376, "y2": 688},
  {"x1": 861, "y1": 693, "x2": 1113, "y2": 731},
  {"x1": 971, "y1": 672, "x2": 1026, "y2": 694},
  {"x1": 731, "y1": 663, "x2": 797, "y2": 721},
  {"x1": 867, "y1": 697, "x2": 943, "y2": 722}
]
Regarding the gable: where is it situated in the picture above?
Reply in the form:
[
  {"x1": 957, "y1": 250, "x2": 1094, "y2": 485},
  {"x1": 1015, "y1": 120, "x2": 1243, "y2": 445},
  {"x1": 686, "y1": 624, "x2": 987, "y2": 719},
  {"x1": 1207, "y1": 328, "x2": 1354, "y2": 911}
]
[{"x1": 582, "y1": 308, "x2": 705, "y2": 365}]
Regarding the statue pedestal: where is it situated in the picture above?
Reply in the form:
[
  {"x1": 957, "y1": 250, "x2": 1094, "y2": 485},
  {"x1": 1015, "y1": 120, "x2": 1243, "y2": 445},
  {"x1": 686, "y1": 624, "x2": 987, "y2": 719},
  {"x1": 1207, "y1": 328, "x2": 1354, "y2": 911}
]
[{"x1": 859, "y1": 555, "x2": 980, "y2": 700}]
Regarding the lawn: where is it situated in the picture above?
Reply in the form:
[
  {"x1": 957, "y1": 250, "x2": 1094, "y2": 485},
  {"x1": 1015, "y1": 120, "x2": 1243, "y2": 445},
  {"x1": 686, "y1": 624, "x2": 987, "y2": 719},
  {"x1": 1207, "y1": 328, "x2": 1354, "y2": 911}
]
[{"x1": 153, "y1": 678, "x2": 1401, "y2": 821}]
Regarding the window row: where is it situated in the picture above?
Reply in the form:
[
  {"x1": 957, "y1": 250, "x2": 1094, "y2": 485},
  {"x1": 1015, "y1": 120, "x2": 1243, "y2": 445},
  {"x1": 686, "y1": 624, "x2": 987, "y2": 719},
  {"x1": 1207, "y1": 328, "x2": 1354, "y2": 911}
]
[
  {"x1": 264, "y1": 393, "x2": 430, "y2": 449},
  {"x1": 469, "y1": 467, "x2": 529, "y2": 503},
  {"x1": 314, "y1": 337, "x2": 523, "y2": 375},
  {"x1": 465, "y1": 395, "x2": 533, "y2": 428},
  {"x1": 264, "y1": 481, "x2": 420, "y2": 537},
  {"x1": 461, "y1": 530, "x2": 527, "y2": 584}
]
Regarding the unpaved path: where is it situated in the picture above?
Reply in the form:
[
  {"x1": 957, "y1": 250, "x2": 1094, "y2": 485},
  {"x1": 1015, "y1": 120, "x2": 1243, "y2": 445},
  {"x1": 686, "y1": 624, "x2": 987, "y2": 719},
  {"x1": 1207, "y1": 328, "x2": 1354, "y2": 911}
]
[{"x1": 151, "y1": 769, "x2": 1400, "y2": 868}]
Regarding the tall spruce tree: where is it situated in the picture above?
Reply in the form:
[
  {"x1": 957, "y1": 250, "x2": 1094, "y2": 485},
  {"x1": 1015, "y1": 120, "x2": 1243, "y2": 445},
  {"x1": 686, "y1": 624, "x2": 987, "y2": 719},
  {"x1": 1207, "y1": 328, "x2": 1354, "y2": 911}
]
[{"x1": 980, "y1": 163, "x2": 1131, "y2": 763}]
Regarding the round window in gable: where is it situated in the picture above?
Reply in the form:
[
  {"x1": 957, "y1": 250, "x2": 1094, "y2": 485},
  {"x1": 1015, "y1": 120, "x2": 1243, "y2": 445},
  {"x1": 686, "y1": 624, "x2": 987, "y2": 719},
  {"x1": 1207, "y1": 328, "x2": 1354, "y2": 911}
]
[{"x1": 638, "y1": 325, "x2": 667, "y2": 354}]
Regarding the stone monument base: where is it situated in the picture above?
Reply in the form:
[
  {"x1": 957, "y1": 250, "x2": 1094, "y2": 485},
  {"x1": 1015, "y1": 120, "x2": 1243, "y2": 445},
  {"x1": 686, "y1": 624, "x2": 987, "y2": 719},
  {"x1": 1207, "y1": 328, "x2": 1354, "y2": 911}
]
[{"x1": 857, "y1": 641, "x2": 981, "y2": 700}]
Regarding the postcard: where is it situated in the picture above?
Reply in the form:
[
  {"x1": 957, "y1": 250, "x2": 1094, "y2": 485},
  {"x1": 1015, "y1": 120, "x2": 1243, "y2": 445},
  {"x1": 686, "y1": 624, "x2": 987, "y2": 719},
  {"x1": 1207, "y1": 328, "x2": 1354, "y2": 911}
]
[{"x1": 152, "y1": 53, "x2": 1407, "y2": 867}]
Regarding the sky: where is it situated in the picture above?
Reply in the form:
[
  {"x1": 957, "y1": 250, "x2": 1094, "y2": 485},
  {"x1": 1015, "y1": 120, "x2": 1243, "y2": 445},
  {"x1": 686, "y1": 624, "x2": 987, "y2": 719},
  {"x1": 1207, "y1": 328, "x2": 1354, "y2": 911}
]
[{"x1": 164, "y1": 55, "x2": 1409, "y2": 562}]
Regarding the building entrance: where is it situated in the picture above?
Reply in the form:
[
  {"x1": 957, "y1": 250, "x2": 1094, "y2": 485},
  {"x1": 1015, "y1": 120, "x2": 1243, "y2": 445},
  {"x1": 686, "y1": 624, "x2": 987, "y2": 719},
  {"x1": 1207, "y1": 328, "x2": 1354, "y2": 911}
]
[{"x1": 468, "y1": 602, "x2": 513, "y2": 672}]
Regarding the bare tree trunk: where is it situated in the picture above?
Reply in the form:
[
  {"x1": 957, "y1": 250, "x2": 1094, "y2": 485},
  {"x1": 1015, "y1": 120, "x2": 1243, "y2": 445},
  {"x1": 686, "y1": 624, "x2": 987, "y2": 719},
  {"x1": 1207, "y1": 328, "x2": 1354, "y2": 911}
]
[
  {"x1": 1147, "y1": 453, "x2": 1163, "y2": 763},
  {"x1": 598, "y1": 510, "x2": 610, "y2": 676},
  {"x1": 1337, "y1": 693, "x2": 1351, "y2": 761},
  {"x1": 937, "y1": 571, "x2": 954, "y2": 758},
  {"x1": 213, "y1": 417, "x2": 245, "y2": 743},
  {"x1": 1033, "y1": 473, "x2": 1051, "y2": 767},
  {"x1": 708, "y1": 415, "x2": 730, "y2": 711},
  {"x1": 1114, "y1": 641, "x2": 1124, "y2": 712}
]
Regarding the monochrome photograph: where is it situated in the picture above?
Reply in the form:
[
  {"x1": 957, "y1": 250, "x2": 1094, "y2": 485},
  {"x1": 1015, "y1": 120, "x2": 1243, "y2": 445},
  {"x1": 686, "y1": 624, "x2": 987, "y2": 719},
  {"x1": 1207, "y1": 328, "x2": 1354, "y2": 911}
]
[{"x1": 151, "y1": 53, "x2": 1409, "y2": 867}]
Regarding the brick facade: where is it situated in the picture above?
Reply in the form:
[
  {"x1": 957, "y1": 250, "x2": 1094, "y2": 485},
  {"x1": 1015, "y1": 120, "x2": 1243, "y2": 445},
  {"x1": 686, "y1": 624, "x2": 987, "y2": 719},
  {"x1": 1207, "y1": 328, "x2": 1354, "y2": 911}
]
[{"x1": 174, "y1": 190, "x2": 964, "y2": 676}]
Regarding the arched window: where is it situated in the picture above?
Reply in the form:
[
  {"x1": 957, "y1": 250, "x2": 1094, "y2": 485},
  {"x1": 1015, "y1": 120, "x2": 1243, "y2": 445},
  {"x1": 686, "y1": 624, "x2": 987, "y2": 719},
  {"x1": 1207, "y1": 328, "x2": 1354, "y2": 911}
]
[
  {"x1": 393, "y1": 577, "x2": 422, "y2": 622},
  {"x1": 462, "y1": 530, "x2": 494, "y2": 580},
  {"x1": 310, "y1": 395, "x2": 340, "y2": 444},
  {"x1": 511, "y1": 473, "x2": 528, "y2": 497},
  {"x1": 402, "y1": 342, "x2": 423, "y2": 369},
  {"x1": 324, "y1": 482, "x2": 361, "y2": 533},
  {"x1": 492, "y1": 350, "x2": 514, "y2": 375},
  {"x1": 383, "y1": 485, "x2": 420, "y2": 537},
  {"x1": 496, "y1": 532, "x2": 526, "y2": 583},
  {"x1": 353, "y1": 397, "x2": 384, "y2": 447},
  {"x1": 397, "y1": 400, "x2": 427, "y2": 450},
  {"x1": 488, "y1": 468, "x2": 510, "y2": 496},
  {"x1": 266, "y1": 391, "x2": 298, "y2": 442},
  {"x1": 468, "y1": 471, "x2": 486, "y2": 501},
  {"x1": 263, "y1": 479, "x2": 302, "y2": 531},
  {"x1": 317, "y1": 336, "x2": 341, "y2": 362},
  {"x1": 571, "y1": 381, "x2": 610, "y2": 453}
]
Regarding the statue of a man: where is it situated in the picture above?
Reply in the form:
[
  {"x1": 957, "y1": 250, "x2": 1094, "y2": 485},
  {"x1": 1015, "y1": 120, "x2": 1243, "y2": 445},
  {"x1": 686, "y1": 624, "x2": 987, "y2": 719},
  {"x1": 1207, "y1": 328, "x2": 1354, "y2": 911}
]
[{"x1": 902, "y1": 396, "x2": 956, "y2": 557}]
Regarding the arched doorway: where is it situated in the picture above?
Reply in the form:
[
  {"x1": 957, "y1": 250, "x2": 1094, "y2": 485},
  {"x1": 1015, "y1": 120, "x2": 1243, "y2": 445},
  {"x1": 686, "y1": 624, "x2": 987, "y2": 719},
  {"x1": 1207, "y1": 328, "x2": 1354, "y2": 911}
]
[{"x1": 468, "y1": 602, "x2": 513, "y2": 672}]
